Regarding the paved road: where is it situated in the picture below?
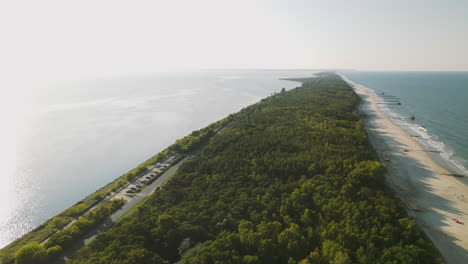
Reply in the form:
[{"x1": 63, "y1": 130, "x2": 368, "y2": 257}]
[
  {"x1": 55, "y1": 123, "x2": 231, "y2": 263},
  {"x1": 56, "y1": 157, "x2": 188, "y2": 264},
  {"x1": 41, "y1": 178, "x2": 131, "y2": 246},
  {"x1": 109, "y1": 158, "x2": 187, "y2": 222}
]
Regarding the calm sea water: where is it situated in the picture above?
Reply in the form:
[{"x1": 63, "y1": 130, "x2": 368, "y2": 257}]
[
  {"x1": 343, "y1": 71, "x2": 468, "y2": 179},
  {"x1": 0, "y1": 70, "x2": 312, "y2": 248}
]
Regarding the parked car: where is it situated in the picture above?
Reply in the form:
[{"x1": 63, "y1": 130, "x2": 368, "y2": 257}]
[
  {"x1": 126, "y1": 189, "x2": 134, "y2": 193},
  {"x1": 146, "y1": 176, "x2": 152, "y2": 179},
  {"x1": 136, "y1": 184, "x2": 142, "y2": 188},
  {"x1": 141, "y1": 180, "x2": 148, "y2": 184}
]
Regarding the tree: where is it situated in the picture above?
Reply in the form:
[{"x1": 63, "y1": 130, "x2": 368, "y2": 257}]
[
  {"x1": 67, "y1": 73, "x2": 443, "y2": 264},
  {"x1": 46, "y1": 245, "x2": 63, "y2": 259},
  {"x1": 15, "y1": 243, "x2": 48, "y2": 264}
]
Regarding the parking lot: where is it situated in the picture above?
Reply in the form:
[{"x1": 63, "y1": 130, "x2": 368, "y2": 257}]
[{"x1": 113, "y1": 154, "x2": 179, "y2": 200}]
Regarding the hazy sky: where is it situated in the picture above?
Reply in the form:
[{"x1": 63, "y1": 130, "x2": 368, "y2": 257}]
[{"x1": 1, "y1": 0, "x2": 467, "y2": 82}]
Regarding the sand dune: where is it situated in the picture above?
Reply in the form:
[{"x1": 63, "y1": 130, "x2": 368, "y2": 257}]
[{"x1": 340, "y1": 74, "x2": 468, "y2": 264}]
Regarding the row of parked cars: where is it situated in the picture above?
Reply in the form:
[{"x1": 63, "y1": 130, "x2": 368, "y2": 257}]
[
  {"x1": 126, "y1": 172, "x2": 157, "y2": 193},
  {"x1": 155, "y1": 164, "x2": 167, "y2": 170},
  {"x1": 125, "y1": 155, "x2": 178, "y2": 195},
  {"x1": 126, "y1": 184, "x2": 142, "y2": 194}
]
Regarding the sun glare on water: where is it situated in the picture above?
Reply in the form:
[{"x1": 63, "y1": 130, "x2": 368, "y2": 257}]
[{"x1": 0, "y1": 87, "x2": 42, "y2": 247}]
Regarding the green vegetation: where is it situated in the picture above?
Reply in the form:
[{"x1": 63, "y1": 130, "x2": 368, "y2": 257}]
[
  {"x1": 68, "y1": 74, "x2": 442, "y2": 264},
  {"x1": 170, "y1": 117, "x2": 233, "y2": 153},
  {"x1": 1, "y1": 114, "x2": 233, "y2": 264},
  {"x1": 0, "y1": 214, "x2": 73, "y2": 264},
  {"x1": 12, "y1": 199, "x2": 125, "y2": 264},
  {"x1": 14, "y1": 243, "x2": 47, "y2": 264},
  {"x1": 45, "y1": 199, "x2": 125, "y2": 250},
  {"x1": 0, "y1": 176, "x2": 129, "y2": 264}
]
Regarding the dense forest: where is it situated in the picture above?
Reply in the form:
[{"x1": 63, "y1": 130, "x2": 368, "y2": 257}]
[{"x1": 68, "y1": 73, "x2": 442, "y2": 264}]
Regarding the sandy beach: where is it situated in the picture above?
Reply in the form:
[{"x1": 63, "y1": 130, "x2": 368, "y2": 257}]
[{"x1": 340, "y1": 74, "x2": 468, "y2": 264}]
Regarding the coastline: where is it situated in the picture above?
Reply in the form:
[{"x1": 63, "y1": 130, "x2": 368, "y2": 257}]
[
  {"x1": 340, "y1": 74, "x2": 468, "y2": 264},
  {"x1": 0, "y1": 117, "x2": 233, "y2": 264},
  {"x1": 66, "y1": 74, "x2": 446, "y2": 263}
]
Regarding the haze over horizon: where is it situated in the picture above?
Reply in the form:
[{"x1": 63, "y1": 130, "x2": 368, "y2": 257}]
[
  {"x1": 2, "y1": 1, "x2": 468, "y2": 262},
  {"x1": 0, "y1": 0, "x2": 467, "y2": 85}
]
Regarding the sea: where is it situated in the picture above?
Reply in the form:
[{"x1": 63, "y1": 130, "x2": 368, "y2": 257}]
[
  {"x1": 342, "y1": 71, "x2": 468, "y2": 181},
  {"x1": 4, "y1": 70, "x2": 466, "y2": 249},
  {"x1": 0, "y1": 69, "x2": 313, "y2": 248}
]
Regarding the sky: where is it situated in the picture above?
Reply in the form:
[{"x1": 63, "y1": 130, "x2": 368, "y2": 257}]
[{"x1": 0, "y1": 0, "x2": 467, "y2": 84}]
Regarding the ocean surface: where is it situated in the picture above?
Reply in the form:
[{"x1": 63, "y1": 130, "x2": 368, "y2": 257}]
[
  {"x1": 343, "y1": 71, "x2": 468, "y2": 180},
  {"x1": 0, "y1": 69, "x2": 313, "y2": 248}
]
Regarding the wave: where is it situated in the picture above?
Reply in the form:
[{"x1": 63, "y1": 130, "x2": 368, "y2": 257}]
[{"x1": 343, "y1": 74, "x2": 468, "y2": 178}]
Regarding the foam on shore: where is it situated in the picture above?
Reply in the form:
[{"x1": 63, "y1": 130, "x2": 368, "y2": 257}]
[
  {"x1": 366, "y1": 85, "x2": 468, "y2": 179},
  {"x1": 340, "y1": 73, "x2": 468, "y2": 264}
]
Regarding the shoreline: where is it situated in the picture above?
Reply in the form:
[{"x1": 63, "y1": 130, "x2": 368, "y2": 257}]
[
  {"x1": 0, "y1": 117, "x2": 233, "y2": 264},
  {"x1": 363, "y1": 82, "x2": 468, "y2": 179},
  {"x1": 340, "y1": 74, "x2": 468, "y2": 263}
]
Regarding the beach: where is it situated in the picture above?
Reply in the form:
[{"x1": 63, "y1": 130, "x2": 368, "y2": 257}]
[{"x1": 340, "y1": 75, "x2": 468, "y2": 263}]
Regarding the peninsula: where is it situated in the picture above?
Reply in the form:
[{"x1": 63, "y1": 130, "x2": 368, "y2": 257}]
[{"x1": 3, "y1": 73, "x2": 446, "y2": 264}]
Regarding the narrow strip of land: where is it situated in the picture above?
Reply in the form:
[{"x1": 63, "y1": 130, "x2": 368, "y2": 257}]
[
  {"x1": 56, "y1": 156, "x2": 188, "y2": 263},
  {"x1": 109, "y1": 157, "x2": 187, "y2": 223},
  {"x1": 55, "y1": 123, "x2": 231, "y2": 263},
  {"x1": 340, "y1": 74, "x2": 468, "y2": 264}
]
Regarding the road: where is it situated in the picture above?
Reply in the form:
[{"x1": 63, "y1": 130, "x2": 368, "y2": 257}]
[
  {"x1": 55, "y1": 156, "x2": 188, "y2": 264},
  {"x1": 55, "y1": 123, "x2": 231, "y2": 263},
  {"x1": 41, "y1": 176, "x2": 132, "y2": 246},
  {"x1": 109, "y1": 157, "x2": 187, "y2": 222}
]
